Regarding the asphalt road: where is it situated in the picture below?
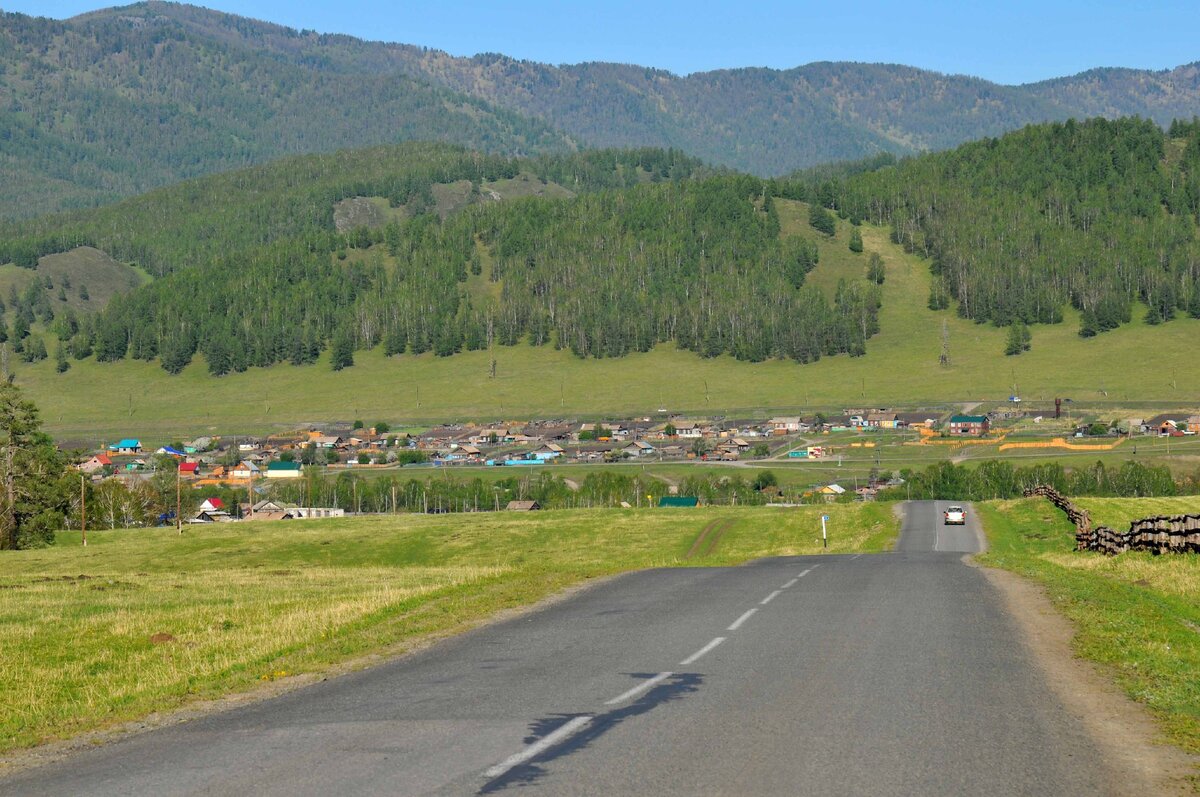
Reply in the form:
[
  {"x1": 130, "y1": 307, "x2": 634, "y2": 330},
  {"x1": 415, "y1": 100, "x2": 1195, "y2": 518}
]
[{"x1": 2, "y1": 501, "x2": 1114, "y2": 796}]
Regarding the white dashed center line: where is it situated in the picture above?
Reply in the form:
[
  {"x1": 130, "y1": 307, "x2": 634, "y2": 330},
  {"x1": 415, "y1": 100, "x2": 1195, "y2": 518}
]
[
  {"x1": 727, "y1": 608, "x2": 758, "y2": 631},
  {"x1": 680, "y1": 637, "x2": 726, "y2": 665},
  {"x1": 797, "y1": 568, "x2": 812, "y2": 578},
  {"x1": 484, "y1": 715, "x2": 593, "y2": 779},
  {"x1": 760, "y1": 590, "x2": 782, "y2": 605},
  {"x1": 781, "y1": 578, "x2": 798, "y2": 589},
  {"x1": 604, "y1": 671, "x2": 673, "y2": 706}
]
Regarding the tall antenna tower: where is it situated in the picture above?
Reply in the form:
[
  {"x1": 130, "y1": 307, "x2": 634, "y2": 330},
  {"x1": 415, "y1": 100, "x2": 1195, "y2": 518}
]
[{"x1": 939, "y1": 319, "x2": 950, "y2": 367}]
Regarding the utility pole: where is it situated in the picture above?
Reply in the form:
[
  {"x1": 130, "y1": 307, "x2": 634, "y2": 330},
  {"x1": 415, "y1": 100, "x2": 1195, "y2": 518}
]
[
  {"x1": 80, "y1": 474, "x2": 87, "y2": 547},
  {"x1": 176, "y1": 464, "x2": 182, "y2": 534},
  {"x1": 939, "y1": 319, "x2": 950, "y2": 368}
]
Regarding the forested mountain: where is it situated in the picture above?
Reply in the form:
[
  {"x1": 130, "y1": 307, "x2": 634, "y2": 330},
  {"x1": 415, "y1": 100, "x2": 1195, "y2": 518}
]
[
  {"x1": 0, "y1": 143, "x2": 880, "y2": 374},
  {"x1": 7, "y1": 118, "x2": 1200, "y2": 378},
  {"x1": 821, "y1": 117, "x2": 1200, "y2": 335},
  {"x1": 5, "y1": 2, "x2": 1200, "y2": 218},
  {"x1": 0, "y1": 6, "x2": 574, "y2": 218}
]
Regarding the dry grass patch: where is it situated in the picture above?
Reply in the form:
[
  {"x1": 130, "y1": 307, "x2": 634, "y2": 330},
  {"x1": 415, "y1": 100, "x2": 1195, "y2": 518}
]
[{"x1": 0, "y1": 566, "x2": 503, "y2": 750}]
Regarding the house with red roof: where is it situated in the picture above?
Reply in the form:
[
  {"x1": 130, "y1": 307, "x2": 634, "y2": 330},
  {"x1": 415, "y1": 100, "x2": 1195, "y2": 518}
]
[
  {"x1": 199, "y1": 498, "x2": 225, "y2": 513},
  {"x1": 179, "y1": 462, "x2": 200, "y2": 476},
  {"x1": 79, "y1": 454, "x2": 113, "y2": 475}
]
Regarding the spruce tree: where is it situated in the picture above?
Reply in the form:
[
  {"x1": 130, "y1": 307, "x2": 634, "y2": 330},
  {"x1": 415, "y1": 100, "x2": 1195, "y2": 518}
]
[
  {"x1": 849, "y1": 228, "x2": 863, "y2": 253},
  {"x1": 330, "y1": 329, "x2": 355, "y2": 371}
]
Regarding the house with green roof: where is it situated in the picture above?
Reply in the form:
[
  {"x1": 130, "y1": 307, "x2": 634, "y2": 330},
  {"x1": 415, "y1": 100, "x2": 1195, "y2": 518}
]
[
  {"x1": 266, "y1": 461, "x2": 302, "y2": 479},
  {"x1": 948, "y1": 415, "x2": 990, "y2": 436}
]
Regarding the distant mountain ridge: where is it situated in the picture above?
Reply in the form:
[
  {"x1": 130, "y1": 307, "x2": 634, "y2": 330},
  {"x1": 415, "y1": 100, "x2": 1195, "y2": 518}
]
[{"x1": 3, "y1": 1, "x2": 1200, "y2": 217}]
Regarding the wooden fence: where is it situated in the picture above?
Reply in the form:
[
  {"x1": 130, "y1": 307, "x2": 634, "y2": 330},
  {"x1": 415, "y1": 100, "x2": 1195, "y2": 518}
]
[{"x1": 1024, "y1": 485, "x2": 1200, "y2": 555}]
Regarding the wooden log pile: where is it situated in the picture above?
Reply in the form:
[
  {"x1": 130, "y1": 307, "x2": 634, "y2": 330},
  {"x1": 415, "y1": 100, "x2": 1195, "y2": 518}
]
[
  {"x1": 1024, "y1": 485, "x2": 1200, "y2": 555},
  {"x1": 1023, "y1": 485, "x2": 1092, "y2": 550}
]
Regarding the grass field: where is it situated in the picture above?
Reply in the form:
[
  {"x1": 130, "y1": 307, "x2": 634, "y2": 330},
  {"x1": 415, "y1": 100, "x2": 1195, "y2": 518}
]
[
  {"x1": 0, "y1": 503, "x2": 897, "y2": 754},
  {"x1": 13, "y1": 205, "x2": 1200, "y2": 440},
  {"x1": 1075, "y1": 496, "x2": 1200, "y2": 529},
  {"x1": 978, "y1": 498, "x2": 1200, "y2": 756}
]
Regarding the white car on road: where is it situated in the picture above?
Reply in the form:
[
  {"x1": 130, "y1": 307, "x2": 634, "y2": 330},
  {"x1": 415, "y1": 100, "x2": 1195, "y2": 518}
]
[{"x1": 944, "y1": 505, "x2": 966, "y2": 525}]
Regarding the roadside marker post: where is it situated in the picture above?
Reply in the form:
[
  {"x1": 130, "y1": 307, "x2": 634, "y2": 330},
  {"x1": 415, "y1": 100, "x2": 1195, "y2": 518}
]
[{"x1": 821, "y1": 514, "x2": 829, "y2": 549}]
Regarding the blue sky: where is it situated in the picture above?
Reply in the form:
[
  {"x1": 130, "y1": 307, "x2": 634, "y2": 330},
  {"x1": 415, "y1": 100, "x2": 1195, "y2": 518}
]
[{"x1": 6, "y1": 1, "x2": 1200, "y2": 84}]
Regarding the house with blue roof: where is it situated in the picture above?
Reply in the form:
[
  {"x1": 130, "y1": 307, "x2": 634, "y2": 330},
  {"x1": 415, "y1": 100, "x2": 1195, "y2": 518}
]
[{"x1": 108, "y1": 439, "x2": 143, "y2": 455}]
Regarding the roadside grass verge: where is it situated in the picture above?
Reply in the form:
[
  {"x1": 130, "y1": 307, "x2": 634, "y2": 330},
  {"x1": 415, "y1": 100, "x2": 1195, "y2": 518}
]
[
  {"x1": 0, "y1": 503, "x2": 896, "y2": 755},
  {"x1": 977, "y1": 498, "x2": 1200, "y2": 757}
]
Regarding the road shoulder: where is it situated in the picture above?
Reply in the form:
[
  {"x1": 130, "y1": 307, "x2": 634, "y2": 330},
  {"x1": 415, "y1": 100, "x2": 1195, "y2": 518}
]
[{"x1": 973, "y1": 561, "x2": 1198, "y2": 794}]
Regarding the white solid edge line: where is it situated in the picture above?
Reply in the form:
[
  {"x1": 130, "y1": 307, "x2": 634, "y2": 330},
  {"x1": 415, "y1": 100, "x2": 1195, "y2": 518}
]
[
  {"x1": 760, "y1": 590, "x2": 782, "y2": 605},
  {"x1": 484, "y1": 715, "x2": 593, "y2": 779},
  {"x1": 604, "y1": 671, "x2": 673, "y2": 706},
  {"x1": 680, "y1": 636, "x2": 726, "y2": 665},
  {"x1": 781, "y1": 578, "x2": 798, "y2": 589},
  {"x1": 727, "y1": 608, "x2": 758, "y2": 631}
]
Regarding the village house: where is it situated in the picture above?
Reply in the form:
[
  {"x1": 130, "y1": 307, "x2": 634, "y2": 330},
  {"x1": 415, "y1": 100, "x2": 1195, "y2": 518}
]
[
  {"x1": 673, "y1": 422, "x2": 703, "y2": 439},
  {"x1": 266, "y1": 461, "x2": 302, "y2": 479},
  {"x1": 79, "y1": 454, "x2": 112, "y2": 475},
  {"x1": 866, "y1": 412, "x2": 900, "y2": 429},
  {"x1": 896, "y1": 412, "x2": 936, "y2": 429},
  {"x1": 199, "y1": 498, "x2": 226, "y2": 513},
  {"x1": 468, "y1": 428, "x2": 507, "y2": 445},
  {"x1": 291, "y1": 507, "x2": 346, "y2": 518},
  {"x1": 714, "y1": 445, "x2": 740, "y2": 461},
  {"x1": 768, "y1": 417, "x2": 803, "y2": 435},
  {"x1": 948, "y1": 415, "x2": 990, "y2": 436},
  {"x1": 178, "y1": 461, "x2": 200, "y2": 477},
  {"x1": 1141, "y1": 414, "x2": 1189, "y2": 436},
  {"x1": 532, "y1": 442, "x2": 566, "y2": 460},
  {"x1": 505, "y1": 500, "x2": 541, "y2": 511},
  {"x1": 109, "y1": 438, "x2": 143, "y2": 455},
  {"x1": 623, "y1": 440, "x2": 655, "y2": 457},
  {"x1": 231, "y1": 461, "x2": 261, "y2": 479},
  {"x1": 818, "y1": 483, "x2": 847, "y2": 502},
  {"x1": 191, "y1": 509, "x2": 234, "y2": 523}
]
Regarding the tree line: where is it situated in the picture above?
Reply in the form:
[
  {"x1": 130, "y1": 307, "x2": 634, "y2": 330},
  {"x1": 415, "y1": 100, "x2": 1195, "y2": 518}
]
[
  {"x1": 795, "y1": 117, "x2": 1200, "y2": 337},
  {"x1": 3, "y1": 144, "x2": 882, "y2": 373}
]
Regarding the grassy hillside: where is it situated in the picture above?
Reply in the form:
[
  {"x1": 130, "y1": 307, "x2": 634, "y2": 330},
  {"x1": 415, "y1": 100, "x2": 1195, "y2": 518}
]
[
  {"x1": 0, "y1": 503, "x2": 896, "y2": 753},
  {"x1": 16, "y1": 209, "x2": 1200, "y2": 439},
  {"x1": 0, "y1": 247, "x2": 148, "y2": 314}
]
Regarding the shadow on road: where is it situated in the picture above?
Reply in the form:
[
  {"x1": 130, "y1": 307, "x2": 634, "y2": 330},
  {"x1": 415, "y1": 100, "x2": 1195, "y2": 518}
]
[{"x1": 480, "y1": 672, "x2": 703, "y2": 793}]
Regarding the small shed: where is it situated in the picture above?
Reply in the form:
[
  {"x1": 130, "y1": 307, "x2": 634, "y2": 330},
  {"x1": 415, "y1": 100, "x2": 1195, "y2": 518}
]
[
  {"x1": 658, "y1": 496, "x2": 699, "y2": 508},
  {"x1": 505, "y1": 500, "x2": 542, "y2": 511}
]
